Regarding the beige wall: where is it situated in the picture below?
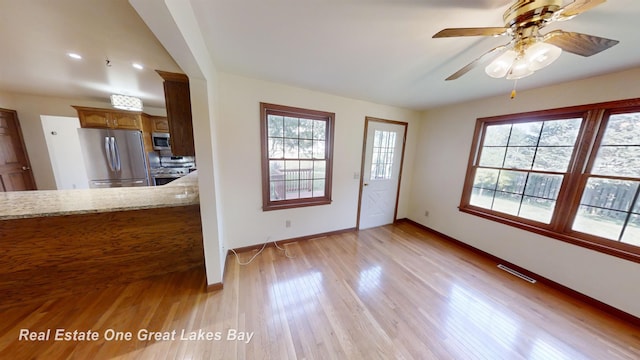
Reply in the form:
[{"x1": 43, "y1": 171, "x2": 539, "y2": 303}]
[
  {"x1": 216, "y1": 72, "x2": 421, "y2": 250},
  {"x1": 0, "y1": 91, "x2": 165, "y2": 190},
  {"x1": 409, "y1": 67, "x2": 640, "y2": 317}
]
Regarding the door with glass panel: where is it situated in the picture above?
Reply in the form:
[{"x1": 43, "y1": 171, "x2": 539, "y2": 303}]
[{"x1": 358, "y1": 118, "x2": 407, "y2": 229}]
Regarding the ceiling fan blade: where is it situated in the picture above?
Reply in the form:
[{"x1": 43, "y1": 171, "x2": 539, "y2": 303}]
[
  {"x1": 558, "y1": 0, "x2": 606, "y2": 18},
  {"x1": 433, "y1": 27, "x2": 507, "y2": 38},
  {"x1": 544, "y1": 30, "x2": 619, "y2": 57},
  {"x1": 445, "y1": 44, "x2": 509, "y2": 81}
]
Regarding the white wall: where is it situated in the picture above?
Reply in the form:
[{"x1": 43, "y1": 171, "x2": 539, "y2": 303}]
[
  {"x1": 409, "y1": 67, "x2": 640, "y2": 317},
  {"x1": 131, "y1": 0, "x2": 226, "y2": 286},
  {"x1": 40, "y1": 115, "x2": 89, "y2": 190},
  {"x1": 165, "y1": 0, "x2": 226, "y2": 286},
  {"x1": 217, "y1": 73, "x2": 421, "y2": 249},
  {"x1": 132, "y1": 0, "x2": 420, "y2": 284}
]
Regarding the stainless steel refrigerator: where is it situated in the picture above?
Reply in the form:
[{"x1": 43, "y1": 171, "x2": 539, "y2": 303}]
[{"x1": 77, "y1": 128, "x2": 150, "y2": 188}]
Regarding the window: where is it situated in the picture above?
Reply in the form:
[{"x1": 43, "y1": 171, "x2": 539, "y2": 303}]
[
  {"x1": 260, "y1": 103, "x2": 334, "y2": 211},
  {"x1": 573, "y1": 112, "x2": 640, "y2": 246},
  {"x1": 460, "y1": 98, "x2": 640, "y2": 263},
  {"x1": 469, "y1": 117, "x2": 581, "y2": 224},
  {"x1": 371, "y1": 130, "x2": 397, "y2": 180}
]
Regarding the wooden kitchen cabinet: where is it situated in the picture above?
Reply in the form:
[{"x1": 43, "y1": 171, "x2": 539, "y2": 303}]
[
  {"x1": 112, "y1": 112, "x2": 142, "y2": 130},
  {"x1": 156, "y1": 70, "x2": 195, "y2": 156},
  {"x1": 151, "y1": 116, "x2": 169, "y2": 133},
  {"x1": 141, "y1": 114, "x2": 154, "y2": 153},
  {"x1": 73, "y1": 106, "x2": 143, "y2": 130}
]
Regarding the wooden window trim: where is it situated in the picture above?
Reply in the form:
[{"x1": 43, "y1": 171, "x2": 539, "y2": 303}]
[
  {"x1": 459, "y1": 98, "x2": 640, "y2": 264},
  {"x1": 260, "y1": 102, "x2": 335, "y2": 211}
]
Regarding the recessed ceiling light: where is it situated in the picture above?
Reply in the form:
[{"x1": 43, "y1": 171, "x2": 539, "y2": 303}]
[
  {"x1": 67, "y1": 53, "x2": 82, "y2": 60},
  {"x1": 132, "y1": 63, "x2": 144, "y2": 70}
]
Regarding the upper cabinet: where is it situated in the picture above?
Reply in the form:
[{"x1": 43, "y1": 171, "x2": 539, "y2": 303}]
[
  {"x1": 156, "y1": 70, "x2": 195, "y2": 156},
  {"x1": 72, "y1": 106, "x2": 143, "y2": 131},
  {"x1": 150, "y1": 116, "x2": 169, "y2": 133},
  {"x1": 74, "y1": 107, "x2": 157, "y2": 155}
]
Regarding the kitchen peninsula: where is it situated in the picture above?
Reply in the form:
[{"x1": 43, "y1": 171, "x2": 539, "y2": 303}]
[{"x1": 0, "y1": 172, "x2": 204, "y2": 310}]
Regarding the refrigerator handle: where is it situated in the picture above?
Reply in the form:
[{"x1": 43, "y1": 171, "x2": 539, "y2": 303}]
[
  {"x1": 109, "y1": 137, "x2": 118, "y2": 172},
  {"x1": 104, "y1": 136, "x2": 115, "y2": 172},
  {"x1": 112, "y1": 136, "x2": 121, "y2": 171}
]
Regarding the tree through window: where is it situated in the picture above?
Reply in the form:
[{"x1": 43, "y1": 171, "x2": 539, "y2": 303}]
[{"x1": 573, "y1": 112, "x2": 640, "y2": 245}]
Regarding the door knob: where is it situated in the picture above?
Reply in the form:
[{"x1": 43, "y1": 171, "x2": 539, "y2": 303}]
[
  {"x1": 22, "y1": 166, "x2": 30, "y2": 171},
  {"x1": 363, "y1": 183, "x2": 369, "y2": 187}
]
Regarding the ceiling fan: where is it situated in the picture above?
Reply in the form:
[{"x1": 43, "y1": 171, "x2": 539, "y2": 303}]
[{"x1": 433, "y1": 0, "x2": 619, "y2": 81}]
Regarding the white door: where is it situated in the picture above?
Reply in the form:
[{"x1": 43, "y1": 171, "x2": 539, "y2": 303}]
[{"x1": 359, "y1": 119, "x2": 406, "y2": 229}]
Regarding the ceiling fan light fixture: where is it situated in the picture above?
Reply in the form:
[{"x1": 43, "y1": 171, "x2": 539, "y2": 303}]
[
  {"x1": 485, "y1": 50, "x2": 517, "y2": 78},
  {"x1": 506, "y1": 57, "x2": 534, "y2": 80},
  {"x1": 525, "y1": 42, "x2": 562, "y2": 71},
  {"x1": 434, "y1": 0, "x2": 617, "y2": 82},
  {"x1": 110, "y1": 94, "x2": 143, "y2": 111}
]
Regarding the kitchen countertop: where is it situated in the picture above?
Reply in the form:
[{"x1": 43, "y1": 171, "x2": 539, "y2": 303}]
[{"x1": 0, "y1": 171, "x2": 199, "y2": 221}]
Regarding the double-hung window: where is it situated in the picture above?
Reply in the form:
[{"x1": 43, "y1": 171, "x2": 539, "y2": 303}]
[
  {"x1": 573, "y1": 110, "x2": 640, "y2": 245},
  {"x1": 460, "y1": 98, "x2": 640, "y2": 262},
  {"x1": 260, "y1": 103, "x2": 335, "y2": 211}
]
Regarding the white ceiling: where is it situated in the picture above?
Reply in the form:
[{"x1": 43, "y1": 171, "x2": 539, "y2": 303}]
[
  {"x1": 0, "y1": 0, "x2": 181, "y2": 109},
  {"x1": 2, "y1": 0, "x2": 639, "y2": 110}
]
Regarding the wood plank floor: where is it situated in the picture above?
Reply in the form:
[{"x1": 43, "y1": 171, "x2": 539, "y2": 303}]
[{"x1": 1, "y1": 221, "x2": 639, "y2": 359}]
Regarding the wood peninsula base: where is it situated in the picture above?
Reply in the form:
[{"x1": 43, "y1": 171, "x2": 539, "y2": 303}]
[{"x1": 0, "y1": 204, "x2": 204, "y2": 310}]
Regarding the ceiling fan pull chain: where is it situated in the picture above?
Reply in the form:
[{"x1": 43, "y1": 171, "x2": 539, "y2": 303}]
[{"x1": 510, "y1": 79, "x2": 518, "y2": 99}]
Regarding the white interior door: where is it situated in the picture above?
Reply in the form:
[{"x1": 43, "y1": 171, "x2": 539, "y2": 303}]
[{"x1": 359, "y1": 120, "x2": 406, "y2": 229}]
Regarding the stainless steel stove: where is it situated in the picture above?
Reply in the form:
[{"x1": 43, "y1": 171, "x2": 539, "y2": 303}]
[{"x1": 149, "y1": 154, "x2": 196, "y2": 186}]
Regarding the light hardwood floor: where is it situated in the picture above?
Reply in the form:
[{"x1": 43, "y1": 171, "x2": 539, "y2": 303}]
[{"x1": 1, "y1": 221, "x2": 639, "y2": 359}]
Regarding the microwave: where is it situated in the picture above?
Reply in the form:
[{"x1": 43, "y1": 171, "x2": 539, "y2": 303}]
[{"x1": 152, "y1": 132, "x2": 171, "y2": 151}]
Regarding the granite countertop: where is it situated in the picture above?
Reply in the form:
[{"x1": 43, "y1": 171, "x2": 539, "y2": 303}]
[{"x1": 0, "y1": 171, "x2": 199, "y2": 221}]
